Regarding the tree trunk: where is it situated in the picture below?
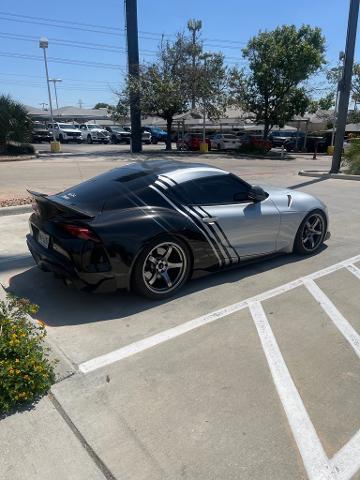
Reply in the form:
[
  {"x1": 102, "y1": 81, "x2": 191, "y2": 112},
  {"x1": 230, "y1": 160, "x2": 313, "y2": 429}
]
[
  {"x1": 166, "y1": 117, "x2": 173, "y2": 150},
  {"x1": 263, "y1": 120, "x2": 270, "y2": 140}
]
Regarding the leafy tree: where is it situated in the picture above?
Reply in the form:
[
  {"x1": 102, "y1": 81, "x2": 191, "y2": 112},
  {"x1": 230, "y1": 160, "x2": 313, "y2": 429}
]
[
  {"x1": 129, "y1": 37, "x2": 188, "y2": 150},
  {"x1": 0, "y1": 95, "x2": 33, "y2": 153},
  {"x1": 230, "y1": 25, "x2": 326, "y2": 138},
  {"x1": 308, "y1": 93, "x2": 336, "y2": 113},
  {"x1": 94, "y1": 102, "x2": 110, "y2": 109},
  {"x1": 108, "y1": 97, "x2": 128, "y2": 123}
]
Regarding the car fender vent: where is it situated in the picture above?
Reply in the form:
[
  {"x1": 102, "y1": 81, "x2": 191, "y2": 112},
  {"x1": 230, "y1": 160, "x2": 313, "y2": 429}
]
[{"x1": 287, "y1": 194, "x2": 293, "y2": 207}]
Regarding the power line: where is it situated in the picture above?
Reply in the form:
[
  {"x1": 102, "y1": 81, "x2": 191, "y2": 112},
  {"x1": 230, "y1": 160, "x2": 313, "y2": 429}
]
[
  {"x1": 0, "y1": 71, "x2": 121, "y2": 85},
  {"x1": 0, "y1": 10, "x2": 248, "y2": 49},
  {"x1": 0, "y1": 31, "x2": 246, "y2": 62},
  {"x1": 0, "y1": 51, "x2": 127, "y2": 70}
]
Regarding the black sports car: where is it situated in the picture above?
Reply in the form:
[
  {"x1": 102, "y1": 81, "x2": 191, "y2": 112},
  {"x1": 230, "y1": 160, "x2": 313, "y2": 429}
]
[{"x1": 27, "y1": 160, "x2": 329, "y2": 299}]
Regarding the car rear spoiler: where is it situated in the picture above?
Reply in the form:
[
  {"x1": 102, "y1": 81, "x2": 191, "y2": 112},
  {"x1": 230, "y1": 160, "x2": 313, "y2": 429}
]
[{"x1": 27, "y1": 189, "x2": 95, "y2": 219}]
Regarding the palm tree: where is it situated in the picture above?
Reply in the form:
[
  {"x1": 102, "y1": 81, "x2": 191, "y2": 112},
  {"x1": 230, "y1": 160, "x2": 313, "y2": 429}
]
[{"x1": 0, "y1": 95, "x2": 33, "y2": 153}]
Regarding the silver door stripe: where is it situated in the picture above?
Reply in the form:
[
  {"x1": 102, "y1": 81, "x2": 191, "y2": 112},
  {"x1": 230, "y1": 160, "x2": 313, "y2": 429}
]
[
  {"x1": 156, "y1": 176, "x2": 231, "y2": 265},
  {"x1": 149, "y1": 184, "x2": 223, "y2": 266},
  {"x1": 159, "y1": 175, "x2": 238, "y2": 264},
  {"x1": 193, "y1": 206, "x2": 240, "y2": 263}
]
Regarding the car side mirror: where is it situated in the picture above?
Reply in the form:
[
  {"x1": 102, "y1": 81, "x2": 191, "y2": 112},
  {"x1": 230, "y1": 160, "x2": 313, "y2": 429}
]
[{"x1": 248, "y1": 186, "x2": 268, "y2": 202}]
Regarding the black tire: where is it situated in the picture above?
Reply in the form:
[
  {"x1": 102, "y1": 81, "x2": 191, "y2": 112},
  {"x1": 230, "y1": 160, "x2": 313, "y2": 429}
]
[
  {"x1": 151, "y1": 138, "x2": 158, "y2": 144},
  {"x1": 111, "y1": 135, "x2": 118, "y2": 144},
  {"x1": 87, "y1": 135, "x2": 93, "y2": 144},
  {"x1": 58, "y1": 134, "x2": 64, "y2": 143},
  {"x1": 132, "y1": 236, "x2": 191, "y2": 299},
  {"x1": 217, "y1": 143, "x2": 221, "y2": 150},
  {"x1": 293, "y1": 210, "x2": 327, "y2": 255}
]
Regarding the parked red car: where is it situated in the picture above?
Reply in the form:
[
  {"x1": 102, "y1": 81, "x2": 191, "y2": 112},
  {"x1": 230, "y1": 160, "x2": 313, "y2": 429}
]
[
  {"x1": 176, "y1": 133, "x2": 212, "y2": 151},
  {"x1": 237, "y1": 133, "x2": 272, "y2": 153}
]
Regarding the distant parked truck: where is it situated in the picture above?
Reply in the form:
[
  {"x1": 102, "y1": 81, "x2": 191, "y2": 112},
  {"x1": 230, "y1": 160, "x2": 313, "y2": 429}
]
[
  {"x1": 142, "y1": 126, "x2": 167, "y2": 144},
  {"x1": 105, "y1": 125, "x2": 131, "y2": 144},
  {"x1": 48, "y1": 122, "x2": 82, "y2": 143},
  {"x1": 79, "y1": 124, "x2": 110, "y2": 144},
  {"x1": 31, "y1": 122, "x2": 52, "y2": 143}
]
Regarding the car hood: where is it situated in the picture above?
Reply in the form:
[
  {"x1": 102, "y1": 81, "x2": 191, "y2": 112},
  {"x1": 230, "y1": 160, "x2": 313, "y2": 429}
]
[
  {"x1": 61, "y1": 128, "x2": 81, "y2": 133},
  {"x1": 259, "y1": 184, "x2": 327, "y2": 213}
]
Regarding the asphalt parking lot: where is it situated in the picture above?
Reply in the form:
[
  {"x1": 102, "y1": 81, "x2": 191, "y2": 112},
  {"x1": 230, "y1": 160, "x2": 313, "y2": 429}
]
[{"x1": 0, "y1": 152, "x2": 359, "y2": 480}]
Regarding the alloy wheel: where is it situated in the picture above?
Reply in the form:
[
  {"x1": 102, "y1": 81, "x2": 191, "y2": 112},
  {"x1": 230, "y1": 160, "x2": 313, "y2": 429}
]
[
  {"x1": 142, "y1": 242, "x2": 187, "y2": 294},
  {"x1": 301, "y1": 213, "x2": 325, "y2": 252}
]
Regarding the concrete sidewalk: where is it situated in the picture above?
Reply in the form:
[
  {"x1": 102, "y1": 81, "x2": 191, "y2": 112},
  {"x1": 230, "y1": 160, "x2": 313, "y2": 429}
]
[{"x1": 0, "y1": 396, "x2": 107, "y2": 480}]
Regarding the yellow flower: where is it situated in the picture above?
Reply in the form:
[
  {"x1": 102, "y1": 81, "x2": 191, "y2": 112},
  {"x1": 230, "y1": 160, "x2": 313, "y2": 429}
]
[
  {"x1": 8, "y1": 368, "x2": 14, "y2": 375},
  {"x1": 15, "y1": 369, "x2": 20, "y2": 375},
  {"x1": 15, "y1": 358, "x2": 19, "y2": 363}
]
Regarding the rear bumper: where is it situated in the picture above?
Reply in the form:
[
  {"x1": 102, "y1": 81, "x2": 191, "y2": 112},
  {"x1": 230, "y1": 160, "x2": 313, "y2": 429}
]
[{"x1": 26, "y1": 234, "x2": 120, "y2": 293}]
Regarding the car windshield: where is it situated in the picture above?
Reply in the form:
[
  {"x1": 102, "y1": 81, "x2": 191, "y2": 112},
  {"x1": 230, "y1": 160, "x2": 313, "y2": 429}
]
[
  {"x1": 110, "y1": 127, "x2": 124, "y2": 132},
  {"x1": 87, "y1": 125, "x2": 99, "y2": 129},
  {"x1": 34, "y1": 124, "x2": 47, "y2": 129},
  {"x1": 58, "y1": 123, "x2": 77, "y2": 129}
]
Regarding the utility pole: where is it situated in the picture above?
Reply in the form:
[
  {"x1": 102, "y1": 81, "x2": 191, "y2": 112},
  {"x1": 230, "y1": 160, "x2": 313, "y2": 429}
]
[
  {"x1": 39, "y1": 102, "x2": 48, "y2": 110},
  {"x1": 125, "y1": 0, "x2": 142, "y2": 152},
  {"x1": 187, "y1": 19, "x2": 202, "y2": 110},
  {"x1": 49, "y1": 78, "x2": 62, "y2": 111},
  {"x1": 78, "y1": 99, "x2": 83, "y2": 109},
  {"x1": 39, "y1": 37, "x2": 55, "y2": 139},
  {"x1": 331, "y1": 0, "x2": 359, "y2": 173}
]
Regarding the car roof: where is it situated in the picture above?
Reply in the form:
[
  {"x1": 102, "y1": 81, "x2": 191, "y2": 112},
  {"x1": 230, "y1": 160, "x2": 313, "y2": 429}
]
[{"x1": 124, "y1": 159, "x2": 228, "y2": 184}]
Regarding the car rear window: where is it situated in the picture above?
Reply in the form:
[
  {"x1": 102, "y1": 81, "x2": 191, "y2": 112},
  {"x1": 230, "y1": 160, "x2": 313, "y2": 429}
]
[{"x1": 53, "y1": 164, "x2": 157, "y2": 214}]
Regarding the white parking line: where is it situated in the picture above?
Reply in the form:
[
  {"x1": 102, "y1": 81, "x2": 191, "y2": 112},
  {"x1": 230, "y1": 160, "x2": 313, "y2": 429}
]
[
  {"x1": 346, "y1": 263, "x2": 360, "y2": 280},
  {"x1": 303, "y1": 279, "x2": 360, "y2": 359},
  {"x1": 329, "y1": 429, "x2": 360, "y2": 480},
  {"x1": 79, "y1": 254, "x2": 360, "y2": 374},
  {"x1": 249, "y1": 301, "x2": 334, "y2": 480}
]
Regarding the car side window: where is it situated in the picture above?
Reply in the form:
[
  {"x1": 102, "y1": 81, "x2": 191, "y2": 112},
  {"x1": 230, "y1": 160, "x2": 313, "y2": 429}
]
[{"x1": 173, "y1": 174, "x2": 250, "y2": 205}]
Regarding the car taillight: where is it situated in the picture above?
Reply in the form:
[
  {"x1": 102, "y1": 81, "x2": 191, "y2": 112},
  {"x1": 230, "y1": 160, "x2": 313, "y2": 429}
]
[{"x1": 60, "y1": 224, "x2": 100, "y2": 242}]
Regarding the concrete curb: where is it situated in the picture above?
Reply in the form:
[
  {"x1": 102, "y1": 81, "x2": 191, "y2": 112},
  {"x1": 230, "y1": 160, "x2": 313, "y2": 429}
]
[
  {"x1": 0, "y1": 153, "x2": 39, "y2": 162},
  {"x1": 0, "y1": 204, "x2": 32, "y2": 217},
  {"x1": 298, "y1": 170, "x2": 360, "y2": 181}
]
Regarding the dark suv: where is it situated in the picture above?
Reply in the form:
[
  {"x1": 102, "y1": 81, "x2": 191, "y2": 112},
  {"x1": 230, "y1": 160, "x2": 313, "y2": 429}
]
[
  {"x1": 31, "y1": 123, "x2": 52, "y2": 143},
  {"x1": 105, "y1": 126, "x2": 131, "y2": 144}
]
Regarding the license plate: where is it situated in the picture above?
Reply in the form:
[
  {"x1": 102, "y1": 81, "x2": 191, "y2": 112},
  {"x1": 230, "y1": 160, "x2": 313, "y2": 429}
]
[{"x1": 38, "y1": 230, "x2": 50, "y2": 249}]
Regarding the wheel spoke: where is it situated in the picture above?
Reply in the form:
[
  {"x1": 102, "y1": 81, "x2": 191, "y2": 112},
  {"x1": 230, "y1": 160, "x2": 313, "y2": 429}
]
[
  {"x1": 148, "y1": 272, "x2": 158, "y2": 285},
  {"x1": 163, "y1": 246, "x2": 173, "y2": 260},
  {"x1": 148, "y1": 255, "x2": 157, "y2": 264},
  {"x1": 311, "y1": 217, "x2": 320, "y2": 229},
  {"x1": 167, "y1": 262, "x2": 183, "y2": 269},
  {"x1": 161, "y1": 271, "x2": 172, "y2": 288}
]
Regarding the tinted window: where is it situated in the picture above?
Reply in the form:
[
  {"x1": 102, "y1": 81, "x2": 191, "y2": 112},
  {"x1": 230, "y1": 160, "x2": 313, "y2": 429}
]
[{"x1": 172, "y1": 174, "x2": 250, "y2": 205}]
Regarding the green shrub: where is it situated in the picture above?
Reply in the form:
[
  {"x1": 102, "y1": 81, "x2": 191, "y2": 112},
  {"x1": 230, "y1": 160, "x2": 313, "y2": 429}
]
[
  {"x1": 344, "y1": 139, "x2": 360, "y2": 175},
  {"x1": 5, "y1": 142, "x2": 35, "y2": 156},
  {"x1": 0, "y1": 295, "x2": 55, "y2": 414}
]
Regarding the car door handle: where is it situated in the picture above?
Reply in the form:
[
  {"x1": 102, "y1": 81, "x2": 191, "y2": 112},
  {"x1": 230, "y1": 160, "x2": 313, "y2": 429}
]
[{"x1": 202, "y1": 217, "x2": 218, "y2": 224}]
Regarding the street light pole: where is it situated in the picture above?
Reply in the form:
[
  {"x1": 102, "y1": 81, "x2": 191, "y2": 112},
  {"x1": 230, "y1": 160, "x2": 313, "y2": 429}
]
[
  {"x1": 125, "y1": 0, "x2": 142, "y2": 153},
  {"x1": 49, "y1": 78, "x2": 62, "y2": 112},
  {"x1": 39, "y1": 37, "x2": 55, "y2": 139},
  {"x1": 331, "y1": 0, "x2": 359, "y2": 173}
]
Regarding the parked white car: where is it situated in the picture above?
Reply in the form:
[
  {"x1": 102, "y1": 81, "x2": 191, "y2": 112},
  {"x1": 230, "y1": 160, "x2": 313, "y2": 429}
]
[
  {"x1": 48, "y1": 123, "x2": 83, "y2": 143},
  {"x1": 124, "y1": 127, "x2": 152, "y2": 144},
  {"x1": 79, "y1": 124, "x2": 111, "y2": 144},
  {"x1": 211, "y1": 133, "x2": 242, "y2": 150}
]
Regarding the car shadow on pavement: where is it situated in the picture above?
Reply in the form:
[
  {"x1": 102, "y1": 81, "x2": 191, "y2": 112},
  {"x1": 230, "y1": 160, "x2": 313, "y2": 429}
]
[{"x1": 6, "y1": 247, "x2": 327, "y2": 328}]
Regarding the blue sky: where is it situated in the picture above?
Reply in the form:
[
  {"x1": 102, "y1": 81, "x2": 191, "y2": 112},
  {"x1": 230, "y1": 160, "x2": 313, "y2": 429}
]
[{"x1": 0, "y1": 0, "x2": 357, "y2": 109}]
